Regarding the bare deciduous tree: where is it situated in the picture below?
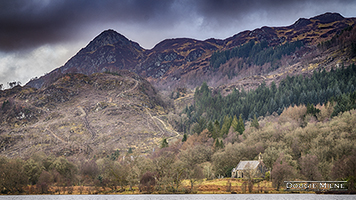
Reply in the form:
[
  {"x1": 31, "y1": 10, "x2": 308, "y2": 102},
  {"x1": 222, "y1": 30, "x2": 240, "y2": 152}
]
[
  {"x1": 139, "y1": 172, "x2": 156, "y2": 193},
  {"x1": 243, "y1": 162, "x2": 258, "y2": 193},
  {"x1": 271, "y1": 154, "x2": 295, "y2": 191},
  {"x1": 299, "y1": 154, "x2": 322, "y2": 181}
]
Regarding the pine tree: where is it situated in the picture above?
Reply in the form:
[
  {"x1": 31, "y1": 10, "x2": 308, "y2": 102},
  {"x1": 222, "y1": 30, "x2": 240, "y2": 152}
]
[
  {"x1": 251, "y1": 114, "x2": 259, "y2": 129},
  {"x1": 182, "y1": 134, "x2": 188, "y2": 142},
  {"x1": 183, "y1": 64, "x2": 356, "y2": 133},
  {"x1": 220, "y1": 139, "x2": 225, "y2": 149},
  {"x1": 306, "y1": 103, "x2": 321, "y2": 118},
  {"x1": 197, "y1": 117, "x2": 207, "y2": 134},
  {"x1": 231, "y1": 115, "x2": 238, "y2": 131},
  {"x1": 221, "y1": 115, "x2": 232, "y2": 137},
  {"x1": 213, "y1": 120, "x2": 220, "y2": 139},
  {"x1": 160, "y1": 138, "x2": 168, "y2": 148},
  {"x1": 236, "y1": 114, "x2": 245, "y2": 135},
  {"x1": 214, "y1": 139, "x2": 224, "y2": 150},
  {"x1": 207, "y1": 121, "x2": 214, "y2": 138},
  {"x1": 128, "y1": 147, "x2": 133, "y2": 154},
  {"x1": 215, "y1": 139, "x2": 220, "y2": 150}
]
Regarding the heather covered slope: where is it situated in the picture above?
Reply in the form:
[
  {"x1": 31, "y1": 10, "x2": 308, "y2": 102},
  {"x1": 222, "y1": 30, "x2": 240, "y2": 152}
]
[
  {"x1": 0, "y1": 71, "x2": 176, "y2": 158},
  {"x1": 27, "y1": 12, "x2": 356, "y2": 90}
]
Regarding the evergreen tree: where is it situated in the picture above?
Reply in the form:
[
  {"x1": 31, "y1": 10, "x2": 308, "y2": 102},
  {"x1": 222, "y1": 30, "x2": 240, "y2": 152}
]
[
  {"x1": 160, "y1": 138, "x2": 168, "y2": 148},
  {"x1": 306, "y1": 103, "x2": 321, "y2": 118},
  {"x1": 212, "y1": 120, "x2": 220, "y2": 139},
  {"x1": 210, "y1": 40, "x2": 303, "y2": 70},
  {"x1": 214, "y1": 139, "x2": 220, "y2": 150},
  {"x1": 207, "y1": 121, "x2": 214, "y2": 137},
  {"x1": 220, "y1": 115, "x2": 232, "y2": 137},
  {"x1": 128, "y1": 147, "x2": 133, "y2": 154},
  {"x1": 251, "y1": 114, "x2": 260, "y2": 129},
  {"x1": 182, "y1": 64, "x2": 356, "y2": 131},
  {"x1": 214, "y1": 139, "x2": 224, "y2": 150},
  {"x1": 219, "y1": 139, "x2": 224, "y2": 149},
  {"x1": 236, "y1": 114, "x2": 245, "y2": 135},
  {"x1": 231, "y1": 115, "x2": 238, "y2": 132},
  {"x1": 182, "y1": 134, "x2": 188, "y2": 142},
  {"x1": 331, "y1": 91, "x2": 356, "y2": 117},
  {"x1": 110, "y1": 150, "x2": 120, "y2": 161},
  {"x1": 197, "y1": 117, "x2": 207, "y2": 134}
]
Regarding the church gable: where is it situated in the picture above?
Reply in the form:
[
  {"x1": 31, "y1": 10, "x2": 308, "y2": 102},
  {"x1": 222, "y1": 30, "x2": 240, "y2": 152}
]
[{"x1": 231, "y1": 153, "x2": 268, "y2": 178}]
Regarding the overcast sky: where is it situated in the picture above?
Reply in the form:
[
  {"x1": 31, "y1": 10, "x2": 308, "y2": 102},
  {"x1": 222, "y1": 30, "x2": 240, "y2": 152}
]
[{"x1": 0, "y1": 0, "x2": 355, "y2": 88}]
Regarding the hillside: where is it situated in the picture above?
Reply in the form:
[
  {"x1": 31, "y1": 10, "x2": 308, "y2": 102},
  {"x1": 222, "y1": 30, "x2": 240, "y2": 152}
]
[
  {"x1": 1, "y1": 12, "x2": 356, "y2": 194},
  {"x1": 3, "y1": 12, "x2": 356, "y2": 159},
  {"x1": 27, "y1": 12, "x2": 356, "y2": 90},
  {"x1": 216, "y1": 22, "x2": 356, "y2": 95},
  {"x1": 0, "y1": 71, "x2": 177, "y2": 158}
]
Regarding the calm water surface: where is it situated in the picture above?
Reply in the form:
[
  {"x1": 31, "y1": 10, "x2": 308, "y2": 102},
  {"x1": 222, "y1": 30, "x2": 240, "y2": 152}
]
[{"x1": 0, "y1": 194, "x2": 355, "y2": 200}]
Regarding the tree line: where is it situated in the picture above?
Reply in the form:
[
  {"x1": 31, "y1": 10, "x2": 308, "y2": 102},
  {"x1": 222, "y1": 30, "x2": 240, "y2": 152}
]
[
  {"x1": 1, "y1": 64, "x2": 356, "y2": 194},
  {"x1": 182, "y1": 64, "x2": 356, "y2": 136},
  {"x1": 1, "y1": 102, "x2": 356, "y2": 194},
  {"x1": 210, "y1": 40, "x2": 303, "y2": 70},
  {"x1": 318, "y1": 25, "x2": 356, "y2": 58}
]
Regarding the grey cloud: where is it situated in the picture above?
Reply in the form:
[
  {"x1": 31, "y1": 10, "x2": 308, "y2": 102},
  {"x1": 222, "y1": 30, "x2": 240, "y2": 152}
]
[
  {"x1": 191, "y1": 0, "x2": 353, "y2": 26},
  {"x1": 0, "y1": 0, "x2": 355, "y2": 87},
  {"x1": 0, "y1": 0, "x2": 354, "y2": 52},
  {"x1": 193, "y1": 0, "x2": 352, "y2": 16},
  {"x1": 0, "y1": 0, "x2": 178, "y2": 51}
]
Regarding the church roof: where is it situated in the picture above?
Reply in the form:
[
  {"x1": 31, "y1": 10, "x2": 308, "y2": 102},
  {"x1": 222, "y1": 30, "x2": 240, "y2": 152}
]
[{"x1": 235, "y1": 160, "x2": 260, "y2": 171}]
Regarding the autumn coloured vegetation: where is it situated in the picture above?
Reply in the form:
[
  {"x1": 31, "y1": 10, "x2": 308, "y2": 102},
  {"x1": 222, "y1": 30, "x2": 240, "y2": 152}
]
[
  {"x1": 1, "y1": 13, "x2": 356, "y2": 195},
  {"x1": 1, "y1": 69, "x2": 356, "y2": 194}
]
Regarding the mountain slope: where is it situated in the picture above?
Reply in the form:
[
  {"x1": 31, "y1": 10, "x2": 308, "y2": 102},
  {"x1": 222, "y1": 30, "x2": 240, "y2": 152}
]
[
  {"x1": 27, "y1": 12, "x2": 356, "y2": 90},
  {"x1": 0, "y1": 71, "x2": 176, "y2": 158},
  {"x1": 28, "y1": 30, "x2": 145, "y2": 89},
  {"x1": 3, "y1": 12, "x2": 356, "y2": 159}
]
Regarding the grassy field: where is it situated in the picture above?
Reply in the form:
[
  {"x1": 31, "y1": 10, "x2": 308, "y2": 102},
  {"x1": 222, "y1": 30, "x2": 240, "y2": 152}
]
[
  {"x1": 194, "y1": 178, "x2": 274, "y2": 194},
  {"x1": 23, "y1": 178, "x2": 301, "y2": 195}
]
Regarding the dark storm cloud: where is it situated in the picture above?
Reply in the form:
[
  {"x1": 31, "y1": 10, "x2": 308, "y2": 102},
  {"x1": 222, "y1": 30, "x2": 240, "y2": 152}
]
[
  {"x1": 0, "y1": 0, "x2": 354, "y2": 51},
  {"x1": 0, "y1": 0, "x2": 354, "y2": 88},
  {"x1": 193, "y1": 0, "x2": 353, "y2": 16},
  {"x1": 0, "y1": 0, "x2": 179, "y2": 51},
  {"x1": 191, "y1": 0, "x2": 354, "y2": 26}
]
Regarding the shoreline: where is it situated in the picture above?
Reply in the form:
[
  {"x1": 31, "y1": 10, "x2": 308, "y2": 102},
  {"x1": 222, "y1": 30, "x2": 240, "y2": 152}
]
[{"x1": 2, "y1": 179, "x2": 353, "y2": 195}]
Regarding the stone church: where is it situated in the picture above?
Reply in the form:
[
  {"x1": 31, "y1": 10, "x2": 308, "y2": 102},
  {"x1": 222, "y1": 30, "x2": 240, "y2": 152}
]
[{"x1": 231, "y1": 153, "x2": 268, "y2": 178}]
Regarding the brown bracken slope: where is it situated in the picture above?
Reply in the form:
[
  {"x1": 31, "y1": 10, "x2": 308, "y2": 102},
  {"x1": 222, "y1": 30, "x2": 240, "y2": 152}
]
[{"x1": 0, "y1": 71, "x2": 176, "y2": 158}]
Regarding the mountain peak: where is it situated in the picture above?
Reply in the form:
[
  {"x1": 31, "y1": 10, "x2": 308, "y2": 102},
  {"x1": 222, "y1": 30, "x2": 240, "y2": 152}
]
[
  {"x1": 291, "y1": 12, "x2": 344, "y2": 29},
  {"x1": 83, "y1": 29, "x2": 131, "y2": 53},
  {"x1": 311, "y1": 12, "x2": 344, "y2": 23},
  {"x1": 26, "y1": 13, "x2": 356, "y2": 90},
  {"x1": 291, "y1": 18, "x2": 312, "y2": 28}
]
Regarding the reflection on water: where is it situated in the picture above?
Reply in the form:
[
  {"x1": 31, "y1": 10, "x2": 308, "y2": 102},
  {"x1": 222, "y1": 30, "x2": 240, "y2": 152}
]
[{"x1": 0, "y1": 194, "x2": 355, "y2": 200}]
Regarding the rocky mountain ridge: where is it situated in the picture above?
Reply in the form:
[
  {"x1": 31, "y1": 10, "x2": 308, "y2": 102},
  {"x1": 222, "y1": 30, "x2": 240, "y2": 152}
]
[
  {"x1": 27, "y1": 12, "x2": 356, "y2": 90},
  {"x1": 2, "y1": 12, "x2": 356, "y2": 159}
]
